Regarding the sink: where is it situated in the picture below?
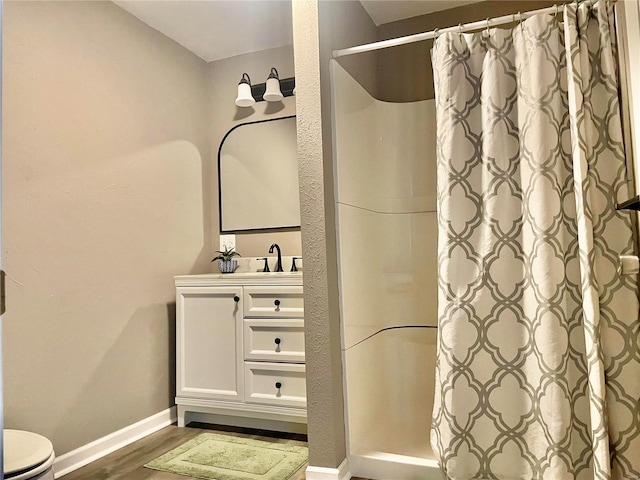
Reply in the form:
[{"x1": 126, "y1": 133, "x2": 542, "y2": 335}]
[{"x1": 213, "y1": 256, "x2": 302, "y2": 275}]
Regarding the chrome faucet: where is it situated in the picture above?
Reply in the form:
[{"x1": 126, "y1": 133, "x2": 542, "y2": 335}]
[{"x1": 269, "y1": 243, "x2": 283, "y2": 272}]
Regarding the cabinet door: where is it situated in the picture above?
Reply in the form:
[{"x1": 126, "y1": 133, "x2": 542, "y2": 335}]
[{"x1": 176, "y1": 286, "x2": 243, "y2": 401}]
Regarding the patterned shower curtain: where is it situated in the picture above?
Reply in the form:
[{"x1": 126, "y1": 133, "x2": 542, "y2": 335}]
[{"x1": 430, "y1": 2, "x2": 640, "y2": 479}]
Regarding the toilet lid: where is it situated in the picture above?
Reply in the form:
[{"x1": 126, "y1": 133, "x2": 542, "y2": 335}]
[{"x1": 4, "y1": 430, "x2": 54, "y2": 475}]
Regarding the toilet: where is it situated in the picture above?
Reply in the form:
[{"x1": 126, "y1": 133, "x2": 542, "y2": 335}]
[{"x1": 4, "y1": 430, "x2": 55, "y2": 480}]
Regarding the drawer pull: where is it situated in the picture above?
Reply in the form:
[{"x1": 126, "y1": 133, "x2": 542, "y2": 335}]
[
  {"x1": 233, "y1": 295, "x2": 240, "y2": 303},
  {"x1": 275, "y1": 382, "x2": 282, "y2": 389},
  {"x1": 274, "y1": 337, "x2": 281, "y2": 345},
  {"x1": 274, "y1": 299, "x2": 281, "y2": 307}
]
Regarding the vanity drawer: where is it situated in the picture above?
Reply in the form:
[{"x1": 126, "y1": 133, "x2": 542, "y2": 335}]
[
  {"x1": 243, "y1": 286, "x2": 304, "y2": 318},
  {"x1": 244, "y1": 319, "x2": 305, "y2": 363},
  {"x1": 244, "y1": 362, "x2": 306, "y2": 409}
]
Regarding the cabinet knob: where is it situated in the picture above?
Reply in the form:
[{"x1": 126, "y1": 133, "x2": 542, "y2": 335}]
[
  {"x1": 274, "y1": 337, "x2": 281, "y2": 345},
  {"x1": 233, "y1": 295, "x2": 240, "y2": 303},
  {"x1": 275, "y1": 382, "x2": 282, "y2": 389},
  {"x1": 274, "y1": 299, "x2": 281, "y2": 307}
]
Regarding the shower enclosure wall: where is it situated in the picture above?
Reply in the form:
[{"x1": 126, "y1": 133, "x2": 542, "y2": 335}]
[{"x1": 331, "y1": 61, "x2": 442, "y2": 480}]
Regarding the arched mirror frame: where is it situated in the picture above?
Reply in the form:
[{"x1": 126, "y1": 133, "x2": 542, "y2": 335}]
[{"x1": 218, "y1": 115, "x2": 300, "y2": 233}]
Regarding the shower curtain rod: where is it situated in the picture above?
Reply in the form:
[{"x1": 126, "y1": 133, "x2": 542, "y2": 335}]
[{"x1": 332, "y1": 0, "x2": 602, "y2": 58}]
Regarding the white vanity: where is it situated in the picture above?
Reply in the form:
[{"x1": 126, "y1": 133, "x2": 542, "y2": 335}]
[{"x1": 174, "y1": 272, "x2": 306, "y2": 431}]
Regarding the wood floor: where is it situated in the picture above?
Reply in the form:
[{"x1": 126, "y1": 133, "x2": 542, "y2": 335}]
[{"x1": 60, "y1": 422, "x2": 369, "y2": 480}]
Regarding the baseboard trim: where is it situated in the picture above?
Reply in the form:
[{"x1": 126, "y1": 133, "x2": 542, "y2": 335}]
[
  {"x1": 306, "y1": 458, "x2": 351, "y2": 480},
  {"x1": 54, "y1": 406, "x2": 177, "y2": 478}
]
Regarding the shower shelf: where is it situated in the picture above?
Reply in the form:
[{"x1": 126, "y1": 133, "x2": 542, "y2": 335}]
[{"x1": 616, "y1": 196, "x2": 640, "y2": 211}]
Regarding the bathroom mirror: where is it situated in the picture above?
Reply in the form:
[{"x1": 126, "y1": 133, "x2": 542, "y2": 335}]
[{"x1": 218, "y1": 116, "x2": 300, "y2": 232}]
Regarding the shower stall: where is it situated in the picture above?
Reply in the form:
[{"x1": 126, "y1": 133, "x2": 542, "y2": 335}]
[
  {"x1": 330, "y1": 1, "x2": 640, "y2": 478},
  {"x1": 331, "y1": 60, "x2": 442, "y2": 479}
]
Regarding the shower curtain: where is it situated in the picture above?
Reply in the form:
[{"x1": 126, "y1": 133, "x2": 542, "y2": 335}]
[{"x1": 431, "y1": 2, "x2": 640, "y2": 479}]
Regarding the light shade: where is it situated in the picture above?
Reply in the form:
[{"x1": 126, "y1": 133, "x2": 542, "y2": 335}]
[
  {"x1": 235, "y1": 73, "x2": 255, "y2": 107},
  {"x1": 263, "y1": 67, "x2": 284, "y2": 102}
]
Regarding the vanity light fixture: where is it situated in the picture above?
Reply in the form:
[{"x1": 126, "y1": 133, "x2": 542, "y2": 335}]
[
  {"x1": 234, "y1": 68, "x2": 296, "y2": 107},
  {"x1": 235, "y1": 73, "x2": 256, "y2": 107}
]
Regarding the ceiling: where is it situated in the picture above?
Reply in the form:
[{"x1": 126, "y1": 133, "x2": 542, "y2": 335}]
[
  {"x1": 113, "y1": 0, "x2": 294, "y2": 63},
  {"x1": 112, "y1": 0, "x2": 484, "y2": 63}
]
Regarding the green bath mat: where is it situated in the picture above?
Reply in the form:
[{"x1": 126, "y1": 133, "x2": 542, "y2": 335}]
[{"x1": 144, "y1": 432, "x2": 308, "y2": 480}]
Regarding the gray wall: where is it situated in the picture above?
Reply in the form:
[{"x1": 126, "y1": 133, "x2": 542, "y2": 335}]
[
  {"x1": 2, "y1": 0, "x2": 298, "y2": 456},
  {"x1": 2, "y1": 0, "x2": 210, "y2": 454},
  {"x1": 376, "y1": 1, "x2": 557, "y2": 102},
  {"x1": 330, "y1": 1, "x2": 379, "y2": 99}
]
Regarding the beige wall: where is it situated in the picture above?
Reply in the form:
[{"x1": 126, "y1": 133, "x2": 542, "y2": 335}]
[
  {"x1": 2, "y1": 0, "x2": 302, "y2": 457},
  {"x1": 2, "y1": 0, "x2": 211, "y2": 454},
  {"x1": 2, "y1": 0, "x2": 300, "y2": 457},
  {"x1": 292, "y1": 0, "x2": 377, "y2": 470},
  {"x1": 206, "y1": 46, "x2": 301, "y2": 259}
]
